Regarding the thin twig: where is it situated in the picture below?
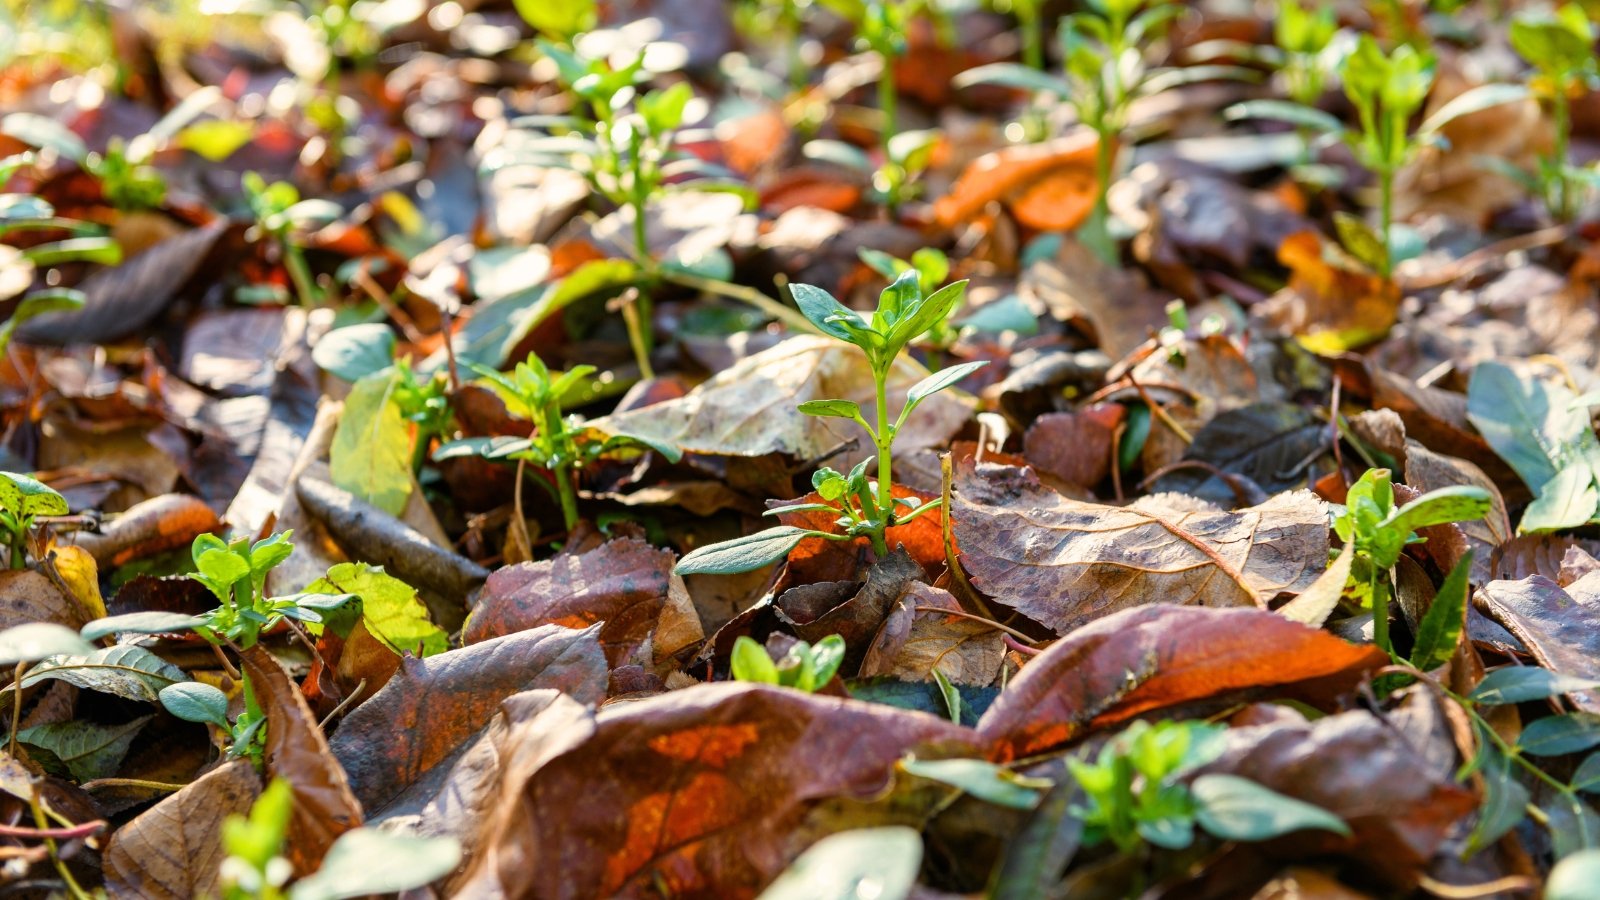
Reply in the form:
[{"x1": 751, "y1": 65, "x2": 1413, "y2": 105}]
[
  {"x1": 318, "y1": 678, "x2": 367, "y2": 729},
  {"x1": 0, "y1": 819, "x2": 106, "y2": 840},
  {"x1": 912, "y1": 606, "x2": 1040, "y2": 644},
  {"x1": 80, "y1": 778, "x2": 186, "y2": 793}
]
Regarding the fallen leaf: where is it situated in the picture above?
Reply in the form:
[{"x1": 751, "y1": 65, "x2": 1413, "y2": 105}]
[
  {"x1": 935, "y1": 130, "x2": 1102, "y2": 232},
  {"x1": 454, "y1": 683, "x2": 976, "y2": 898},
  {"x1": 464, "y1": 538, "x2": 685, "y2": 666},
  {"x1": 69, "y1": 493, "x2": 221, "y2": 567},
  {"x1": 955, "y1": 462, "x2": 1328, "y2": 634},
  {"x1": 103, "y1": 759, "x2": 262, "y2": 900},
  {"x1": 330, "y1": 372, "x2": 414, "y2": 516},
  {"x1": 329, "y1": 623, "x2": 607, "y2": 814},
  {"x1": 860, "y1": 582, "x2": 1005, "y2": 686},
  {"x1": 1474, "y1": 577, "x2": 1600, "y2": 715},
  {"x1": 977, "y1": 605, "x2": 1386, "y2": 760},
  {"x1": 1022, "y1": 237, "x2": 1171, "y2": 361},
  {"x1": 776, "y1": 548, "x2": 922, "y2": 669},
  {"x1": 775, "y1": 484, "x2": 947, "y2": 583},
  {"x1": 1022, "y1": 404, "x2": 1125, "y2": 489},
  {"x1": 1150, "y1": 402, "x2": 1329, "y2": 506},
  {"x1": 1263, "y1": 232, "x2": 1400, "y2": 354}
]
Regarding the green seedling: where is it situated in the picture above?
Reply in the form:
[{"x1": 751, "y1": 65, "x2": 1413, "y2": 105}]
[
  {"x1": 525, "y1": 41, "x2": 737, "y2": 377},
  {"x1": 743, "y1": 0, "x2": 816, "y2": 92},
  {"x1": 1228, "y1": 35, "x2": 1525, "y2": 277},
  {"x1": 675, "y1": 273, "x2": 985, "y2": 574},
  {"x1": 188, "y1": 531, "x2": 357, "y2": 650},
  {"x1": 0, "y1": 473, "x2": 68, "y2": 570},
  {"x1": 1332, "y1": 468, "x2": 1491, "y2": 659},
  {"x1": 158, "y1": 680, "x2": 268, "y2": 766},
  {"x1": 959, "y1": 0, "x2": 1238, "y2": 259},
  {"x1": 242, "y1": 172, "x2": 343, "y2": 308},
  {"x1": 730, "y1": 634, "x2": 846, "y2": 692},
  {"x1": 1070, "y1": 719, "x2": 1348, "y2": 854},
  {"x1": 858, "y1": 247, "x2": 1038, "y2": 356},
  {"x1": 220, "y1": 778, "x2": 461, "y2": 900},
  {"x1": 434, "y1": 352, "x2": 682, "y2": 533},
  {"x1": 1508, "y1": 4, "x2": 1600, "y2": 221},
  {"x1": 1467, "y1": 360, "x2": 1600, "y2": 533}
]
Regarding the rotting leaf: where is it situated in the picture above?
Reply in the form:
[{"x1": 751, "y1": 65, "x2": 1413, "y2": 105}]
[
  {"x1": 103, "y1": 759, "x2": 263, "y2": 899},
  {"x1": 977, "y1": 605, "x2": 1386, "y2": 760},
  {"x1": 860, "y1": 582, "x2": 1005, "y2": 687},
  {"x1": 329, "y1": 623, "x2": 607, "y2": 813},
  {"x1": 955, "y1": 462, "x2": 1328, "y2": 634}
]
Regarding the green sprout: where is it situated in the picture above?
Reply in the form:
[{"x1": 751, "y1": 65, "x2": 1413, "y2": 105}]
[
  {"x1": 1228, "y1": 35, "x2": 1525, "y2": 277},
  {"x1": 675, "y1": 273, "x2": 984, "y2": 575},
  {"x1": 730, "y1": 634, "x2": 846, "y2": 692},
  {"x1": 1070, "y1": 719, "x2": 1349, "y2": 855},
  {"x1": 158, "y1": 680, "x2": 267, "y2": 767},
  {"x1": 433, "y1": 352, "x2": 682, "y2": 533},
  {"x1": 1332, "y1": 468, "x2": 1490, "y2": 660},
  {"x1": 1509, "y1": 4, "x2": 1600, "y2": 222},
  {"x1": 242, "y1": 172, "x2": 343, "y2": 307},
  {"x1": 857, "y1": 247, "x2": 1037, "y2": 359},
  {"x1": 187, "y1": 531, "x2": 356, "y2": 650},
  {"x1": 0, "y1": 473, "x2": 68, "y2": 570}
]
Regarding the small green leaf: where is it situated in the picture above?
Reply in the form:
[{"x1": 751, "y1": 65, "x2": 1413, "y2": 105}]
[
  {"x1": 1383, "y1": 485, "x2": 1494, "y2": 537},
  {"x1": 312, "y1": 324, "x2": 397, "y2": 383},
  {"x1": 932, "y1": 668, "x2": 961, "y2": 724},
  {"x1": 289, "y1": 829, "x2": 462, "y2": 900},
  {"x1": 790, "y1": 283, "x2": 870, "y2": 346},
  {"x1": 755, "y1": 827, "x2": 921, "y2": 900},
  {"x1": 597, "y1": 431, "x2": 684, "y2": 464},
  {"x1": 905, "y1": 361, "x2": 987, "y2": 408},
  {"x1": 1549, "y1": 849, "x2": 1600, "y2": 900},
  {"x1": 304, "y1": 563, "x2": 447, "y2": 657},
  {"x1": 1465, "y1": 738, "x2": 1530, "y2": 854},
  {"x1": 159, "y1": 682, "x2": 231, "y2": 728},
  {"x1": 0, "y1": 472, "x2": 69, "y2": 519},
  {"x1": 806, "y1": 634, "x2": 846, "y2": 689},
  {"x1": 18, "y1": 716, "x2": 150, "y2": 782},
  {"x1": 330, "y1": 371, "x2": 414, "y2": 516},
  {"x1": 674, "y1": 526, "x2": 820, "y2": 576},
  {"x1": 730, "y1": 636, "x2": 779, "y2": 685},
  {"x1": 1408, "y1": 550, "x2": 1473, "y2": 673},
  {"x1": 433, "y1": 436, "x2": 536, "y2": 461},
  {"x1": 900, "y1": 757, "x2": 1045, "y2": 810},
  {"x1": 1224, "y1": 99, "x2": 1345, "y2": 134},
  {"x1": 1521, "y1": 463, "x2": 1599, "y2": 534},
  {"x1": 1519, "y1": 713, "x2": 1600, "y2": 757},
  {"x1": 797, "y1": 399, "x2": 863, "y2": 420},
  {"x1": 1192, "y1": 774, "x2": 1351, "y2": 841},
  {"x1": 953, "y1": 62, "x2": 1071, "y2": 96},
  {"x1": 1574, "y1": 751, "x2": 1600, "y2": 793},
  {"x1": 0, "y1": 623, "x2": 95, "y2": 667},
  {"x1": 1471, "y1": 667, "x2": 1600, "y2": 705},
  {"x1": 81, "y1": 612, "x2": 204, "y2": 642},
  {"x1": 0, "y1": 113, "x2": 87, "y2": 162},
  {"x1": 1332, "y1": 211, "x2": 1388, "y2": 273},
  {"x1": 19, "y1": 645, "x2": 185, "y2": 703},
  {"x1": 512, "y1": 0, "x2": 595, "y2": 40},
  {"x1": 1417, "y1": 83, "x2": 1530, "y2": 137}
]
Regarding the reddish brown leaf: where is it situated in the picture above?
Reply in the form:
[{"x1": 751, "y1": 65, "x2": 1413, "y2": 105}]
[
  {"x1": 1022, "y1": 404, "x2": 1125, "y2": 489},
  {"x1": 935, "y1": 130, "x2": 1102, "y2": 232},
  {"x1": 860, "y1": 581, "x2": 1005, "y2": 686},
  {"x1": 329, "y1": 623, "x2": 608, "y2": 813},
  {"x1": 776, "y1": 484, "x2": 947, "y2": 584},
  {"x1": 454, "y1": 683, "x2": 976, "y2": 898},
  {"x1": 70, "y1": 494, "x2": 222, "y2": 568},
  {"x1": 239, "y1": 644, "x2": 364, "y2": 874},
  {"x1": 977, "y1": 605, "x2": 1387, "y2": 760},
  {"x1": 103, "y1": 760, "x2": 262, "y2": 900},
  {"x1": 464, "y1": 538, "x2": 682, "y2": 666}
]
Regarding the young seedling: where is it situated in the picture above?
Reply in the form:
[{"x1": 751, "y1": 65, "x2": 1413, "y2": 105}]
[
  {"x1": 242, "y1": 172, "x2": 343, "y2": 307},
  {"x1": 1228, "y1": 35, "x2": 1525, "y2": 277},
  {"x1": 857, "y1": 247, "x2": 1038, "y2": 358},
  {"x1": 1268, "y1": 0, "x2": 1339, "y2": 171},
  {"x1": 0, "y1": 474, "x2": 68, "y2": 570},
  {"x1": 1331, "y1": 468, "x2": 1491, "y2": 659},
  {"x1": 1509, "y1": 4, "x2": 1599, "y2": 222},
  {"x1": 674, "y1": 273, "x2": 985, "y2": 575},
  {"x1": 1070, "y1": 719, "x2": 1348, "y2": 854},
  {"x1": 159, "y1": 681, "x2": 267, "y2": 766},
  {"x1": 729, "y1": 634, "x2": 846, "y2": 692},
  {"x1": 958, "y1": 0, "x2": 1230, "y2": 258},
  {"x1": 433, "y1": 352, "x2": 682, "y2": 534},
  {"x1": 188, "y1": 531, "x2": 357, "y2": 650}
]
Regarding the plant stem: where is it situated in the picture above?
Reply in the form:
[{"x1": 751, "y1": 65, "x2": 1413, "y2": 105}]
[
  {"x1": 874, "y1": 367, "x2": 893, "y2": 526},
  {"x1": 1370, "y1": 565, "x2": 1393, "y2": 659},
  {"x1": 1553, "y1": 85, "x2": 1572, "y2": 221},
  {"x1": 1378, "y1": 168, "x2": 1394, "y2": 279},
  {"x1": 553, "y1": 462, "x2": 579, "y2": 533},
  {"x1": 659, "y1": 271, "x2": 820, "y2": 334},
  {"x1": 283, "y1": 241, "x2": 320, "y2": 308},
  {"x1": 1019, "y1": 0, "x2": 1043, "y2": 71},
  {"x1": 619, "y1": 288, "x2": 656, "y2": 379},
  {"x1": 878, "y1": 53, "x2": 899, "y2": 214}
]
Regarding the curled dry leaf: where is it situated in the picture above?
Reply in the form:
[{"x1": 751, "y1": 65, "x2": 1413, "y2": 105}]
[
  {"x1": 934, "y1": 130, "x2": 1102, "y2": 232},
  {"x1": 955, "y1": 462, "x2": 1328, "y2": 634},
  {"x1": 70, "y1": 493, "x2": 222, "y2": 568},
  {"x1": 977, "y1": 605, "x2": 1387, "y2": 760},
  {"x1": 776, "y1": 547, "x2": 922, "y2": 669},
  {"x1": 464, "y1": 538, "x2": 690, "y2": 667},
  {"x1": 329, "y1": 623, "x2": 608, "y2": 813},
  {"x1": 0, "y1": 568, "x2": 93, "y2": 633},
  {"x1": 1474, "y1": 577, "x2": 1600, "y2": 715},
  {"x1": 1197, "y1": 707, "x2": 1477, "y2": 888},
  {"x1": 454, "y1": 682, "x2": 977, "y2": 899},
  {"x1": 860, "y1": 581, "x2": 1005, "y2": 687},
  {"x1": 1023, "y1": 238, "x2": 1172, "y2": 362},
  {"x1": 592, "y1": 335, "x2": 973, "y2": 465},
  {"x1": 239, "y1": 644, "x2": 364, "y2": 874},
  {"x1": 103, "y1": 759, "x2": 262, "y2": 900}
]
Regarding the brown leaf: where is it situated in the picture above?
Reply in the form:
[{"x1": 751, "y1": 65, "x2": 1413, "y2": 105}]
[
  {"x1": 454, "y1": 683, "x2": 976, "y2": 898},
  {"x1": 1474, "y1": 577, "x2": 1600, "y2": 714},
  {"x1": 70, "y1": 494, "x2": 222, "y2": 568},
  {"x1": 776, "y1": 548, "x2": 921, "y2": 669},
  {"x1": 1260, "y1": 232, "x2": 1399, "y2": 353},
  {"x1": 103, "y1": 760, "x2": 262, "y2": 900},
  {"x1": 935, "y1": 130, "x2": 1102, "y2": 232},
  {"x1": 1197, "y1": 707, "x2": 1477, "y2": 888},
  {"x1": 464, "y1": 538, "x2": 686, "y2": 666},
  {"x1": 955, "y1": 462, "x2": 1327, "y2": 634},
  {"x1": 1490, "y1": 535, "x2": 1600, "y2": 582},
  {"x1": 1023, "y1": 237, "x2": 1171, "y2": 361},
  {"x1": 329, "y1": 623, "x2": 608, "y2": 813},
  {"x1": 0, "y1": 568, "x2": 91, "y2": 633},
  {"x1": 239, "y1": 644, "x2": 364, "y2": 874},
  {"x1": 977, "y1": 605, "x2": 1386, "y2": 760},
  {"x1": 860, "y1": 582, "x2": 1005, "y2": 686},
  {"x1": 592, "y1": 336, "x2": 973, "y2": 465},
  {"x1": 1022, "y1": 404, "x2": 1125, "y2": 489}
]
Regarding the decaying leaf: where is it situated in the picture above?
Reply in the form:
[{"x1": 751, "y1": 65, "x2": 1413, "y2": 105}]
[
  {"x1": 955, "y1": 462, "x2": 1328, "y2": 634},
  {"x1": 859, "y1": 582, "x2": 1005, "y2": 686},
  {"x1": 103, "y1": 759, "x2": 263, "y2": 899},
  {"x1": 1474, "y1": 577, "x2": 1600, "y2": 714}
]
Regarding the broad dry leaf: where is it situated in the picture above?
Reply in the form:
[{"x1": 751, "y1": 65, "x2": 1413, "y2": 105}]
[
  {"x1": 860, "y1": 582, "x2": 1004, "y2": 686},
  {"x1": 592, "y1": 335, "x2": 972, "y2": 464},
  {"x1": 0, "y1": 568, "x2": 91, "y2": 633},
  {"x1": 977, "y1": 605, "x2": 1387, "y2": 760},
  {"x1": 329, "y1": 624, "x2": 608, "y2": 813},
  {"x1": 103, "y1": 760, "x2": 262, "y2": 899},
  {"x1": 954, "y1": 462, "x2": 1328, "y2": 634},
  {"x1": 454, "y1": 682, "x2": 976, "y2": 899},
  {"x1": 1263, "y1": 231, "x2": 1400, "y2": 355},
  {"x1": 1022, "y1": 404, "x2": 1125, "y2": 490},
  {"x1": 70, "y1": 494, "x2": 221, "y2": 568},
  {"x1": 240, "y1": 645, "x2": 364, "y2": 874},
  {"x1": 1022, "y1": 238, "x2": 1172, "y2": 362},
  {"x1": 1474, "y1": 577, "x2": 1600, "y2": 714},
  {"x1": 464, "y1": 538, "x2": 688, "y2": 666},
  {"x1": 934, "y1": 130, "x2": 1102, "y2": 231}
]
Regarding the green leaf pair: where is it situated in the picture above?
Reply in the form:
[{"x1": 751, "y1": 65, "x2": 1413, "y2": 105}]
[{"x1": 730, "y1": 634, "x2": 846, "y2": 693}]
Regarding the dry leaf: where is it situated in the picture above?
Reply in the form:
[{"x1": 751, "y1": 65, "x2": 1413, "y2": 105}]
[
  {"x1": 103, "y1": 760, "x2": 262, "y2": 899},
  {"x1": 935, "y1": 130, "x2": 1102, "y2": 232},
  {"x1": 860, "y1": 582, "x2": 1004, "y2": 686}
]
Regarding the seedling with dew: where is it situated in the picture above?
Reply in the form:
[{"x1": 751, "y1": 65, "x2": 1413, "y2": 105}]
[
  {"x1": 1509, "y1": 4, "x2": 1600, "y2": 222},
  {"x1": 730, "y1": 634, "x2": 846, "y2": 692},
  {"x1": 433, "y1": 352, "x2": 682, "y2": 533},
  {"x1": 674, "y1": 273, "x2": 986, "y2": 575},
  {"x1": 242, "y1": 172, "x2": 344, "y2": 307},
  {"x1": 1228, "y1": 35, "x2": 1525, "y2": 277}
]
